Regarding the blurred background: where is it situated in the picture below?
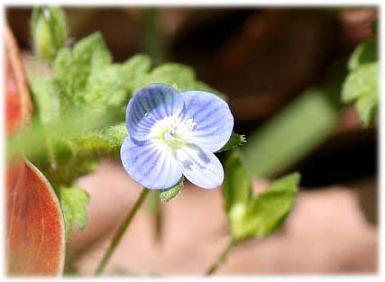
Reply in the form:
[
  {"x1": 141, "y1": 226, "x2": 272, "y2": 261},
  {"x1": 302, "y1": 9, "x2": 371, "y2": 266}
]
[{"x1": 6, "y1": 6, "x2": 378, "y2": 275}]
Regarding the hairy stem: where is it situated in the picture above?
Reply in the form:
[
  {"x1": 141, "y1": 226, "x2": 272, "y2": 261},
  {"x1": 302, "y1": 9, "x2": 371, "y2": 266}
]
[
  {"x1": 205, "y1": 240, "x2": 236, "y2": 276},
  {"x1": 95, "y1": 188, "x2": 150, "y2": 275}
]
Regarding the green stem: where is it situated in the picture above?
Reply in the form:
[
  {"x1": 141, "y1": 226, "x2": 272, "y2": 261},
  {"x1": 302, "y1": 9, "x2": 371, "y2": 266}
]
[
  {"x1": 205, "y1": 240, "x2": 236, "y2": 276},
  {"x1": 95, "y1": 188, "x2": 150, "y2": 275},
  {"x1": 155, "y1": 204, "x2": 163, "y2": 242},
  {"x1": 142, "y1": 8, "x2": 165, "y2": 242},
  {"x1": 142, "y1": 8, "x2": 165, "y2": 63}
]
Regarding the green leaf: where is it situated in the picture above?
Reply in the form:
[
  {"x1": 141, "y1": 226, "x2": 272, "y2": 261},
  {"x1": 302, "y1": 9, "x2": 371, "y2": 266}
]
[
  {"x1": 223, "y1": 151, "x2": 252, "y2": 224},
  {"x1": 231, "y1": 173, "x2": 300, "y2": 241},
  {"x1": 57, "y1": 186, "x2": 90, "y2": 239},
  {"x1": 31, "y1": 6, "x2": 68, "y2": 62},
  {"x1": 348, "y1": 40, "x2": 377, "y2": 71},
  {"x1": 342, "y1": 39, "x2": 378, "y2": 127},
  {"x1": 355, "y1": 89, "x2": 378, "y2": 127},
  {"x1": 159, "y1": 180, "x2": 184, "y2": 203},
  {"x1": 342, "y1": 62, "x2": 378, "y2": 126},
  {"x1": 218, "y1": 133, "x2": 246, "y2": 153},
  {"x1": 342, "y1": 63, "x2": 378, "y2": 103}
]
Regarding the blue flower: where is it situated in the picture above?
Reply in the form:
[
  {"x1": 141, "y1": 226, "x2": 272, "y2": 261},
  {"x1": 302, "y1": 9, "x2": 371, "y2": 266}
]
[{"x1": 120, "y1": 83, "x2": 234, "y2": 190}]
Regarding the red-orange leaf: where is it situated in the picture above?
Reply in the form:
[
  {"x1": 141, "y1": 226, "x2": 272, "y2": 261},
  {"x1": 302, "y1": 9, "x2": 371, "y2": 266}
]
[
  {"x1": 6, "y1": 160, "x2": 65, "y2": 276},
  {"x1": 5, "y1": 25, "x2": 32, "y2": 134},
  {"x1": 5, "y1": 25, "x2": 65, "y2": 276}
]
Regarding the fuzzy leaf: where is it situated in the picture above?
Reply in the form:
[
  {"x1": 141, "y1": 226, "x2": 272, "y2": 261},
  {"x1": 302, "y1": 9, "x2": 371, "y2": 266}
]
[
  {"x1": 32, "y1": 34, "x2": 223, "y2": 127},
  {"x1": 122, "y1": 54, "x2": 152, "y2": 83},
  {"x1": 29, "y1": 74, "x2": 61, "y2": 123},
  {"x1": 42, "y1": 123, "x2": 128, "y2": 184},
  {"x1": 53, "y1": 32, "x2": 114, "y2": 108},
  {"x1": 53, "y1": 38, "x2": 223, "y2": 112},
  {"x1": 57, "y1": 186, "x2": 90, "y2": 239},
  {"x1": 72, "y1": 123, "x2": 127, "y2": 157}
]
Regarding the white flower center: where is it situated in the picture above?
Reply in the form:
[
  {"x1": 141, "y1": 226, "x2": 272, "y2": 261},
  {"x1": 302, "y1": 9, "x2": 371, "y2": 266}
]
[{"x1": 149, "y1": 116, "x2": 196, "y2": 149}]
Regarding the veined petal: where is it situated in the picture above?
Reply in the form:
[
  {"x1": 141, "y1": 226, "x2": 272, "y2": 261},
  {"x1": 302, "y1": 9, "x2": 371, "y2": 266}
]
[
  {"x1": 120, "y1": 137, "x2": 183, "y2": 190},
  {"x1": 175, "y1": 144, "x2": 224, "y2": 189},
  {"x1": 126, "y1": 84, "x2": 184, "y2": 141},
  {"x1": 181, "y1": 91, "x2": 234, "y2": 152}
]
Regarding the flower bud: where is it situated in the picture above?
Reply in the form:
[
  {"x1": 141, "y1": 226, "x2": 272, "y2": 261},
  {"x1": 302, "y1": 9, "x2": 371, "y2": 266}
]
[{"x1": 31, "y1": 6, "x2": 67, "y2": 62}]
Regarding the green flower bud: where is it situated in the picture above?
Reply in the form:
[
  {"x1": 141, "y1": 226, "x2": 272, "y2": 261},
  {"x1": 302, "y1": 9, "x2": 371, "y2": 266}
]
[{"x1": 31, "y1": 6, "x2": 68, "y2": 62}]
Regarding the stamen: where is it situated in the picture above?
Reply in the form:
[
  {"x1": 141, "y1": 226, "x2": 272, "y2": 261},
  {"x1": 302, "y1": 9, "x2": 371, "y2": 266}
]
[
  {"x1": 149, "y1": 116, "x2": 185, "y2": 149},
  {"x1": 185, "y1": 118, "x2": 197, "y2": 130}
]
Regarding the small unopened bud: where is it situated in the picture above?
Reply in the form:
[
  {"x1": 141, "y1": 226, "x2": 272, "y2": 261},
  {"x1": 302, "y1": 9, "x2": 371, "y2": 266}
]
[{"x1": 31, "y1": 6, "x2": 68, "y2": 62}]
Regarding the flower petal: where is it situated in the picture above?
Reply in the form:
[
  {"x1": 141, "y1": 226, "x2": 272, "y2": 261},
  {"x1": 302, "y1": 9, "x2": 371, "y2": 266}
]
[
  {"x1": 175, "y1": 144, "x2": 224, "y2": 189},
  {"x1": 120, "y1": 137, "x2": 183, "y2": 190},
  {"x1": 126, "y1": 84, "x2": 184, "y2": 141},
  {"x1": 181, "y1": 91, "x2": 234, "y2": 152}
]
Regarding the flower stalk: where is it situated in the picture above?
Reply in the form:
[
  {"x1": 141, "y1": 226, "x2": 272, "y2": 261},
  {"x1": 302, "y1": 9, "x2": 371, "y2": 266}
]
[
  {"x1": 205, "y1": 240, "x2": 236, "y2": 276},
  {"x1": 95, "y1": 188, "x2": 150, "y2": 275}
]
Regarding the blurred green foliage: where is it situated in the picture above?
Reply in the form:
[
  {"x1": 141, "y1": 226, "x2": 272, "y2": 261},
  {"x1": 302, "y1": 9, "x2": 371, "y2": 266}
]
[
  {"x1": 243, "y1": 83, "x2": 340, "y2": 178},
  {"x1": 242, "y1": 21, "x2": 378, "y2": 178},
  {"x1": 57, "y1": 186, "x2": 90, "y2": 239}
]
